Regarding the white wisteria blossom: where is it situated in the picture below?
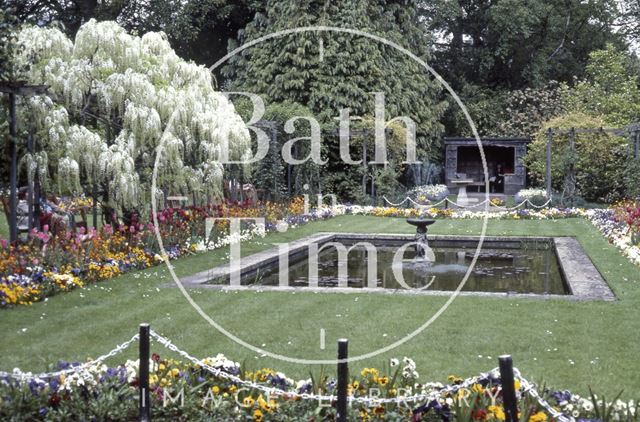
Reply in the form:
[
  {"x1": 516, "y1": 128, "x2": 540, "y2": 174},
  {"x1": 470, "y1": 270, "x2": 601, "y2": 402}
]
[{"x1": 15, "y1": 19, "x2": 250, "y2": 209}]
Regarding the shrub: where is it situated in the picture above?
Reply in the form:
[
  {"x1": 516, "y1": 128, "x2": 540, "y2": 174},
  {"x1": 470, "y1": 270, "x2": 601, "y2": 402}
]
[{"x1": 624, "y1": 159, "x2": 640, "y2": 200}]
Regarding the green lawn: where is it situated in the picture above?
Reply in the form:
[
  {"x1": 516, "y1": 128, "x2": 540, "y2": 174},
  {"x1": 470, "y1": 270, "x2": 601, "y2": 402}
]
[
  {"x1": 0, "y1": 212, "x2": 8, "y2": 240},
  {"x1": 1, "y1": 215, "x2": 639, "y2": 396}
]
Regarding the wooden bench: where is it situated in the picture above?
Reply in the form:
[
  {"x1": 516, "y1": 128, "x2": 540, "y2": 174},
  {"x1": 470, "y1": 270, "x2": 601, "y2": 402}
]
[{"x1": 0, "y1": 196, "x2": 29, "y2": 237}]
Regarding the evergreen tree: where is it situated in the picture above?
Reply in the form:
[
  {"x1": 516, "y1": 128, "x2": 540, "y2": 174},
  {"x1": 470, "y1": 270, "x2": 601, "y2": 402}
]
[{"x1": 223, "y1": 0, "x2": 446, "y2": 199}]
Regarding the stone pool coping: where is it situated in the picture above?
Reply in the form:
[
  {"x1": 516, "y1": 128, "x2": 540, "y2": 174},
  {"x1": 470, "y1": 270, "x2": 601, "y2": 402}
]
[{"x1": 178, "y1": 233, "x2": 615, "y2": 301}]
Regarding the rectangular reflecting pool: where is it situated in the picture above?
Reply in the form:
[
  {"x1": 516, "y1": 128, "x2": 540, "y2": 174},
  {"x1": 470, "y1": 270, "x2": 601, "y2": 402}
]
[
  {"x1": 245, "y1": 243, "x2": 567, "y2": 294},
  {"x1": 182, "y1": 233, "x2": 614, "y2": 300}
]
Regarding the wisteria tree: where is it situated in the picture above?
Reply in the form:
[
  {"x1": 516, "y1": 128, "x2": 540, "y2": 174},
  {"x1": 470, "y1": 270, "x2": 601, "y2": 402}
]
[{"x1": 13, "y1": 19, "x2": 250, "y2": 213}]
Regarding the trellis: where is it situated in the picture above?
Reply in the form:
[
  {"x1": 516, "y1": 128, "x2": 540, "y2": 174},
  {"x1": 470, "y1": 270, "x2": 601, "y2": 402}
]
[
  {"x1": 1, "y1": 81, "x2": 48, "y2": 243},
  {"x1": 544, "y1": 122, "x2": 640, "y2": 199}
]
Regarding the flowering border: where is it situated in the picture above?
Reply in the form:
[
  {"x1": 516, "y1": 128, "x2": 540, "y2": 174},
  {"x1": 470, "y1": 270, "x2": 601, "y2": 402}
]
[{"x1": 2, "y1": 203, "x2": 639, "y2": 308}]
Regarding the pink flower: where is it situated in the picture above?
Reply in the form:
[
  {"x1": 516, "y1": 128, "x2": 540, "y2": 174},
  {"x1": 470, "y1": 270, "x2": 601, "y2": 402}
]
[
  {"x1": 0, "y1": 239, "x2": 8, "y2": 249},
  {"x1": 130, "y1": 225, "x2": 136, "y2": 234},
  {"x1": 42, "y1": 225, "x2": 49, "y2": 233},
  {"x1": 37, "y1": 232, "x2": 50, "y2": 243}
]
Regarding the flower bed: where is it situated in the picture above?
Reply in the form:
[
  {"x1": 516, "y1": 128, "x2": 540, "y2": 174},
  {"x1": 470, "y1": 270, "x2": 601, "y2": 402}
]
[
  {"x1": 409, "y1": 184, "x2": 450, "y2": 205},
  {"x1": 586, "y1": 206, "x2": 640, "y2": 267},
  {"x1": 1, "y1": 349, "x2": 635, "y2": 421},
  {"x1": 0, "y1": 198, "x2": 335, "y2": 307},
  {"x1": 335, "y1": 204, "x2": 586, "y2": 220},
  {"x1": 514, "y1": 188, "x2": 549, "y2": 206},
  {"x1": 3, "y1": 198, "x2": 639, "y2": 308}
]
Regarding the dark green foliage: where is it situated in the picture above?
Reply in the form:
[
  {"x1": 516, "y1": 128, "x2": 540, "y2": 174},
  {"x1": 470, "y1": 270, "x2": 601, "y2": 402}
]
[
  {"x1": 524, "y1": 45, "x2": 640, "y2": 203},
  {"x1": 223, "y1": 0, "x2": 446, "y2": 200},
  {"x1": 441, "y1": 83, "x2": 507, "y2": 136},
  {"x1": 525, "y1": 113, "x2": 629, "y2": 203},
  {"x1": 442, "y1": 80, "x2": 567, "y2": 138},
  {"x1": 496, "y1": 82, "x2": 569, "y2": 138},
  {"x1": 422, "y1": 0, "x2": 628, "y2": 137},
  {"x1": 423, "y1": 0, "x2": 624, "y2": 91},
  {"x1": 4, "y1": 0, "x2": 255, "y2": 72},
  {"x1": 566, "y1": 44, "x2": 640, "y2": 126},
  {"x1": 0, "y1": 7, "x2": 21, "y2": 83},
  {"x1": 624, "y1": 159, "x2": 640, "y2": 200}
]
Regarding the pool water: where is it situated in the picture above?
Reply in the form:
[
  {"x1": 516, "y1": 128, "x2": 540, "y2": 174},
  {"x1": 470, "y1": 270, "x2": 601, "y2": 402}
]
[{"x1": 246, "y1": 244, "x2": 567, "y2": 295}]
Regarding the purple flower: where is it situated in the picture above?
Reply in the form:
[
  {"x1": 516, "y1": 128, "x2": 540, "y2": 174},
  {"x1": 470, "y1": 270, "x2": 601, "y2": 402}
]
[{"x1": 550, "y1": 390, "x2": 572, "y2": 403}]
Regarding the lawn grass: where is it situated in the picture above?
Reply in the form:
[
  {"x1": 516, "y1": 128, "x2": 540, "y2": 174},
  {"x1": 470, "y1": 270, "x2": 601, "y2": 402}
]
[
  {"x1": 1, "y1": 215, "x2": 639, "y2": 396},
  {"x1": 0, "y1": 212, "x2": 8, "y2": 240}
]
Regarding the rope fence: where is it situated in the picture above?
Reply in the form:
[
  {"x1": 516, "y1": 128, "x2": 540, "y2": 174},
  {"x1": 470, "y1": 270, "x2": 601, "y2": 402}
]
[
  {"x1": 0, "y1": 333, "x2": 139, "y2": 381},
  {"x1": 0, "y1": 324, "x2": 569, "y2": 422},
  {"x1": 383, "y1": 195, "x2": 553, "y2": 210}
]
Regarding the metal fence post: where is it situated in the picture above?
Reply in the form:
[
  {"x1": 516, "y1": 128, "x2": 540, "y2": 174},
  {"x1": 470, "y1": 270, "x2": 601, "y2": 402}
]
[
  {"x1": 336, "y1": 339, "x2": 349, "y2": 422},
  {"x1": 139, "y1": 324, "x2": 151, "y2": 422},
  {"x1": 498, "y1": 355, "x2": 518, "y2": 422}
]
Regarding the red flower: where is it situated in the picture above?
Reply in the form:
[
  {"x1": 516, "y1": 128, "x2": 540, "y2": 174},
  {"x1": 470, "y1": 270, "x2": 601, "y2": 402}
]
[
  {"x1": 48, "y1": 393, "x2": 61, "y2": 407},
  {"x1": 152, "y1": 353, "x2": 161, "y2": 362},
  {"x1": 472, "y1": 409, "x2": 488, "y2": 420}
]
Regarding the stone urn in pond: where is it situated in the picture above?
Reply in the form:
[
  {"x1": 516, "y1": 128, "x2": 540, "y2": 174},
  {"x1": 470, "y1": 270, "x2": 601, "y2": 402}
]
[{"x1": 406, "y1": 218, "x2": 436, "y2": 261}]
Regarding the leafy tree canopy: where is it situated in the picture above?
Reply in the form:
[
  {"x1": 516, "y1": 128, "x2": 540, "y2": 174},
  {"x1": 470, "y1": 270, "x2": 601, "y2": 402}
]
[
  {"x1": 3, "y1": 0, "x2": 256, "y2": 78},
  {"x1": 423, "y1": 0, "x2": 625, "y2": 90},
  {"x1": 221, "y1": 0, "x2": 448, "y2": 199},
  {"x1": 565, "y1": 44, "x2": 640, "y2": 126}
]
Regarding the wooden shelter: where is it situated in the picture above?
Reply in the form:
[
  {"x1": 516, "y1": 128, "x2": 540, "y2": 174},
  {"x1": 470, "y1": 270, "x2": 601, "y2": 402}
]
[{"x1": 444, "y1": 137, "x2": 530, "y2": 195}]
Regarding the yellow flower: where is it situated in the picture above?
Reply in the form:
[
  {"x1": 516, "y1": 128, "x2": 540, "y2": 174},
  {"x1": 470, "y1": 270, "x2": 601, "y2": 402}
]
[
  {"x1": 361, "y1": 368, "x2": 379, "y2": 378},
  {"x1": 377, "y1": 376, "x2": 389, "y2": 386},
  {"x1": 253, "y1": 409, "x2": 263, "y2": 422},
  {"x1": 242, "y1": 396, "x2": 255, "y2": 408},
  {"x1": 529, "y1": 412, "x2": 548, "y2": 422},
  {"x1": 170, "y1": 368, "x2": 180, "y2": 377},
  {"x1": 471, "y1": 383, "x2": 485, "y2": 394},
  {"x1": 158, "y1": 363, "x2": 166, "y2": 371},
  {"x1": 448, "y1": 375, "x2": 463, "y2": 384},
  {"x1": 514, "y1": 379, "x2": 521, "y2": 390},
  {"x1": 211, "y1": 385, "x2": 220, "y2": 394},
  {"x1": 488, "y1": 405, "x2": 506, "y2": 421},
  {"x1": 257, "y1": 394, "x2": 277, "y2": 412}
]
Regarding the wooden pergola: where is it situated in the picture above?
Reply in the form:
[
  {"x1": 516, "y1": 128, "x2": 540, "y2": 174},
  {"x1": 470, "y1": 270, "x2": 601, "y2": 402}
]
[
  {"x1": 1, "y1": 81, "x2": 48, "y2": 243},
  {"x1": 544, "y1": 123, "x2": 640, "y2": 199}
]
